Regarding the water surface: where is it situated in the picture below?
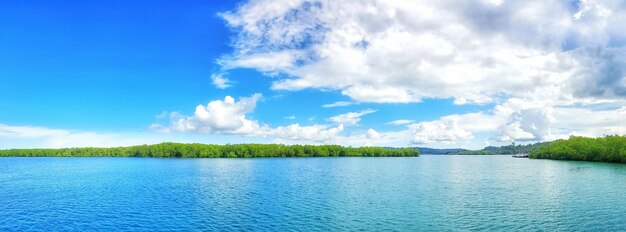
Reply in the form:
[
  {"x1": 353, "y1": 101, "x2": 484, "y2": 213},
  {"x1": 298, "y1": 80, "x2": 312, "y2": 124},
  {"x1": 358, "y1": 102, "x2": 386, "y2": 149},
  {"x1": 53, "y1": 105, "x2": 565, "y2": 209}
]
[{"x1": 1, "y1": 156, "x2": 625, "y2": 231}]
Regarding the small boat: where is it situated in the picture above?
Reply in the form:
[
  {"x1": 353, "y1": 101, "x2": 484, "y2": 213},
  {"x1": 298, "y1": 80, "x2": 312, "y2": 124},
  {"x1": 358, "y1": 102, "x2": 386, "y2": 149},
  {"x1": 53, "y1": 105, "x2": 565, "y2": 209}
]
[{"x1": 512, "y1": 153, "x2": 529, "y2": 158}]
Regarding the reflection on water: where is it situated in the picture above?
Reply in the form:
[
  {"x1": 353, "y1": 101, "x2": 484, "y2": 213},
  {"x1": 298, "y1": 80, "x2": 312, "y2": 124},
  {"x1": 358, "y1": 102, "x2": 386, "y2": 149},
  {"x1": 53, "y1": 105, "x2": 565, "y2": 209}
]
[
  {"x1": 570, "y1": 167, "x2": 591, "y2": 173},
  {"x1": 0, "y1": 156, "x2": 625, "y2": 231}
]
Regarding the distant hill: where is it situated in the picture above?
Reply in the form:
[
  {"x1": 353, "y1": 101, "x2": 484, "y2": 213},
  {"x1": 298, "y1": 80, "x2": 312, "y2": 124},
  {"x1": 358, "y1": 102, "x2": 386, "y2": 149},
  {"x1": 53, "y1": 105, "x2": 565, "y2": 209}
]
[
  {"x1": 416, "y1": 142, "x2": 550, "y2": 155},
  {"x1": 413, "y1": 147, "x2": 468, "y2": 155}
]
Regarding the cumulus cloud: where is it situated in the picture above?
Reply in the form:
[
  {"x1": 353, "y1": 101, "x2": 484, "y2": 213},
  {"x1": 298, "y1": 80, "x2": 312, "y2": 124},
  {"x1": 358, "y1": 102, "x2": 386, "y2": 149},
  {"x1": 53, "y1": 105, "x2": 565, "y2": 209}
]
[
  {"x1": 154, "y1": 95, "x2": 374, "y2": 144},
  {"x1": 149, "y1": 95, "x2": 623, "y2": 147},
  {"x1": 218, "y1": 0, "x2": 626, "y2": 105},
  {"x1": 148, "y1": 90, "x2": 623, "y2": 148},
  {"x1": 495, "y1": 108, "x2": 554, "y2": 142},
  {"x1": 328, "y1": 109, "x2": 376, "y2": 125},
  {"x1": 163, "y1": 94, "x2": 267, "y2": 135},
  {"x1": 148, "y1": 0, "x2": 626, "y2": 147},
  {"x1": 402, "y1": 98, "x2": 626, "y2": 145},
  {"x1": 409, "y1": 119, "x2": 473, "y2": 144},
  {"x1": 211, "y1": 73, "x2": 232, "y2": 89},
  {"x1": 271, "y1": 124, "x2": 343, "y2": 142},
  {"x1": 366, "y1": 128, "x2": 381, "y2": 140}
]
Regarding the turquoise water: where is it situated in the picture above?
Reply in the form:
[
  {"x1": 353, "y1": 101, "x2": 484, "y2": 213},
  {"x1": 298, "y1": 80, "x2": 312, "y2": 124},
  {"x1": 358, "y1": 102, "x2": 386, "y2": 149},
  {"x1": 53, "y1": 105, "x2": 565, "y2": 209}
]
[{"x1": 0, "y1": 156, "x2": 625, "y2": 231}]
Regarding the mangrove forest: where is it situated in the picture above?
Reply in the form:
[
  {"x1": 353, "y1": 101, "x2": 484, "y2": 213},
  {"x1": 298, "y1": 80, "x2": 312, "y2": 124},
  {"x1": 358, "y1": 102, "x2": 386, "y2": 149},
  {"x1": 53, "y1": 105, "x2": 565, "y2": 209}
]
[
  {"x1": 0, "y1": 143, "x2": 419, "y2": 158},
  {"x1": 530, "y1": 135, "x2": 626, "y2": 163}
]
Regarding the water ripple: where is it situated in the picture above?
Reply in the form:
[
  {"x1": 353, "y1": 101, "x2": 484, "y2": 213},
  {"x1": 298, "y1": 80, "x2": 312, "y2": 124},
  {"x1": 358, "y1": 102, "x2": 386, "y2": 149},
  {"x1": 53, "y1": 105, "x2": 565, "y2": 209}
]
[{"x1": 0, "y1": 156, "x2": 625, "y2": 231}]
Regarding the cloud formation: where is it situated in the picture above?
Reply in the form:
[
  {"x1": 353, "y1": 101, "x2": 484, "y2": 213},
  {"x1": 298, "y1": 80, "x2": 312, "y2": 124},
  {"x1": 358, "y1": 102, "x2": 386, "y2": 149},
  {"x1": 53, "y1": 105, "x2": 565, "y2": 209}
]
[
  {"x1": 495, "y1": 108, "x2": 553, "y2": 142},
  {"x1": 387, "y1": 119, "x2": 415, "y2": 126},
  {"x1": 328, "y1": 109, "x2": 376, "y2": 126},
  {"x1": 166, "y1": 94, "x2": 266, "y2": 135},
  {"x1": 155, "y1": 94, "x2": 369, "y2": 143},
  {"x1": 410, "y1": 119, "x2": 473, "y2": 144},
  {"x1": 211, "y1": 73, "x2": 232, "y2": 89},
  {"x1": 272, "y1": 124, "x2": 344, "y2": 142},
  {"x1": 0, "y1": 124, "x2": 151, "y2": 149},
  {"x1": 214, "y1": 0, "x2": 626, "y2": 146},
  {"x1": 219, "y1": 0, "x2": 626, "y2": 105},
  {"x1": 322, "y1": 101, "x2": 353, "y2": 108}
]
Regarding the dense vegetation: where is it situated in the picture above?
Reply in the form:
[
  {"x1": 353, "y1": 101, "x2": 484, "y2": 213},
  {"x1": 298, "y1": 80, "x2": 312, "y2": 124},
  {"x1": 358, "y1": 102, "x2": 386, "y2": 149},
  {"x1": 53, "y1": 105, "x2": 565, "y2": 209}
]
[
  {"x1": 414, "y1": 142, "x2": 549, "y2": 155},
  {"x1": 456, "y1": 142, "x2": 550, "y2": 155},
  {"x1": 0, "y1": 143, "x2": 419, "y2": 158},
  {"x1": 530, "y1": 136, "x2": 626, "y2": 163}
]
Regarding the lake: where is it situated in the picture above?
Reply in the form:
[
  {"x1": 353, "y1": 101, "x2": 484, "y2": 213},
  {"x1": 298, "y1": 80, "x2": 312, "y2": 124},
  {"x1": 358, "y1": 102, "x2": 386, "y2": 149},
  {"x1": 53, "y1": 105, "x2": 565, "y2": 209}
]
[{"x1": 1, "y1": 156, "x2": 625, "y2": 231}]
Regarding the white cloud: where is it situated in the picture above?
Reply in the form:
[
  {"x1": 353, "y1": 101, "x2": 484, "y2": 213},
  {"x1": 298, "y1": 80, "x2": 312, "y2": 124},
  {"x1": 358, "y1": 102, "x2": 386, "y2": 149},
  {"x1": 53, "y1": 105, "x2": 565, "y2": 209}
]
[
  {"x1": 285, "y1": 115, "x2": 296, "y2": 120},
  {"x1": 328, "y1": 109, "x2": 376, "y2": 125},
  {"x1": 0, "y1": 123, "x2": 287, "y2": 149},
  {"x1": 211, "y1": 73, "x2": 232, "y2": 89},
  {"x1": 129, "y1": 0, "x2": 626, "y2": 147},
  {"x1": 322, "y1": 101, "x2": 353, "y2": 108},
  {"x1": 366, "y1": 128, "x2": 381, "y2": 140},
  {"x1": 155, "y1": 95, "x2": 378, "y2": 144},
  {"x1": 271, "y1": 127, "x2": 414, "y2": 147},
  {"x1": 386, "y1": 119, "x2": 415, "y2": 126},
  {"x1": 551, "y1": 105, "x2": 626, "y2": 137},
  {"x1": 0, "y1": 124, "x2": 68, "y2": 138},
  {"x1": 496, "y1": 121, "x2": 536, "y2": 142},
  {"x1": 0, "y1": 124, "x2": 152, "y2": 149},
  {"x1": 574, "y1": 0, "x2": 612, "y2": 20},
  {"x1": 163, "y1": 94, "x2": 267, "y2": 135},
  {"x1": 149, "y1": 93, "x2": 625, "y2": 147},
  {"x1": 332, "y1": 128, "x2": 411, "y2": 147},
  {"x1": 409, "y1": 119, "x2": 473, "y2": 144},
  {"x1": 217, "y1": 0, "x2": 626, "y2": 104},
  {"x1": 495, "y1": 108, "x2": 554, "y2": 142},
  {"x1": 401, "y1": 98, "x2": 626, "y2": 145},
  {"x1": 271, "y1": 124, "x2": 343, "y2": 142},
  {"x1": 215, "y1": 0, "x2": 626, "y2": 146}
]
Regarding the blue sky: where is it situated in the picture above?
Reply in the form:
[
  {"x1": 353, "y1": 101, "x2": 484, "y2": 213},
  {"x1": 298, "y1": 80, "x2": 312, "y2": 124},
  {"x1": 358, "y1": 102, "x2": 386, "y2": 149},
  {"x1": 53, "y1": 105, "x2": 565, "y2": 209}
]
[
  {"x1": 1, "y1": 0, "x2": 625, "y2": 149},
  {"x1": 0, "y1": 1, "x2": 235, "y2": 129}
]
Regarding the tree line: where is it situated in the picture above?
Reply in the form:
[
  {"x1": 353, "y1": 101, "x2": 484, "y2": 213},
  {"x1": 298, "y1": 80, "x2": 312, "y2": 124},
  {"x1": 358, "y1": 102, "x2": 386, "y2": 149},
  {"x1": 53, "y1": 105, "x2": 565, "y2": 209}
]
[
  {"x1": 0, "y1": 143, "x2": 419, "y2": 158},
  {"x1": 530, "y1": 135, "x2": 626, "y2": 163},
  {"x1": 455, "y1": 142, "x2": 550, "y2": 155}
]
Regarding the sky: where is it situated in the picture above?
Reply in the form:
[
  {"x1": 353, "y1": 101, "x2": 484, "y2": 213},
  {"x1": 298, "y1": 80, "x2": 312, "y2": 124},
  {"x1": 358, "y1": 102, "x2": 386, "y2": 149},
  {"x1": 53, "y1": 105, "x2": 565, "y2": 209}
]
[{"x1": 1, "y1": 0, "x2": 626, "y2": 149}]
